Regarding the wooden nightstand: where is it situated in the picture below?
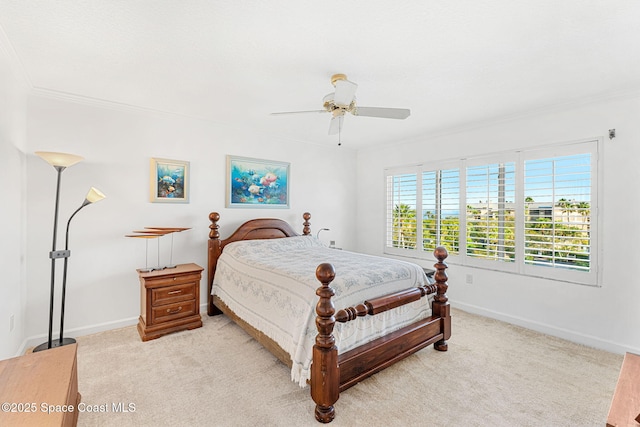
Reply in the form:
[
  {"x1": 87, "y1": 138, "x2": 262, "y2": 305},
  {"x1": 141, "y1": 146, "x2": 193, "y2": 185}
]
[{"x1": 137, "y1": 263, "x2": 203, "y2": 341}]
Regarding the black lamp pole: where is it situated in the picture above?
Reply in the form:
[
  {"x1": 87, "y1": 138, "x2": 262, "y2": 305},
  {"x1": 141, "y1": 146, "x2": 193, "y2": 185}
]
[
  {"x1": 58, "y1": 200, "x2": 90, "y2": 346},
  {"x1": 34, "y1": 165, "x2": 67, "y2": 352},
  {"x1": 33, "y1": 166, "x2": 66, "y2": 351}
]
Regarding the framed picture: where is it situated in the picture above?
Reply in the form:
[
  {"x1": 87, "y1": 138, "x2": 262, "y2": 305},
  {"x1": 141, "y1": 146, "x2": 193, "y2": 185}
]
[
  {"x1": 226, "y1": 155, "x2": 290, "y2": 208},
  {"x1": 150, "y1": 158, "x2": 190, "y2": 203}
]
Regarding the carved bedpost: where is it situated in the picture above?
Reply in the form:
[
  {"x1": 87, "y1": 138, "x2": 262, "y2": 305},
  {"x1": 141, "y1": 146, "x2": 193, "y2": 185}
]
[
  {"x1": 208, "y1": 212, "x2": 222, "y2": 316},
  {"x1": 303, "y1": 212, "x2": 311, "y2": 235},
  {"x1": 432, "y1": 246, "x2": 450, "y2": 351},
  {"x1": 311, "y1": 263, "x2": 339, "y2": 424}
]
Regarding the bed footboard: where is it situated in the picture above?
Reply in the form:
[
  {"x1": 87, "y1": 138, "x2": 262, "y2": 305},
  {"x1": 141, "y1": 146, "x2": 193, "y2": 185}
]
[{"x1": 311, "y1": 247, "x2": 450, "y2": 423}]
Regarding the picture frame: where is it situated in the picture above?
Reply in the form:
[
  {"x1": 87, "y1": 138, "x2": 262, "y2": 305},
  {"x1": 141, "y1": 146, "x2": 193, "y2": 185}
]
[
  {"x1": 150, "y1": 157, "x2": 190, "y2": 203},
  {"x1": 226, "y1": 155, "x2": 290, "y2": 208}
]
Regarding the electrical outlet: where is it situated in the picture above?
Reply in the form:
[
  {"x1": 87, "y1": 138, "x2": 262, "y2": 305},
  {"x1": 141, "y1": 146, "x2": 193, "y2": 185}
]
[
  {"x1": 10, "y1": 314, "x2": 14, "y2": 332},
  {"x1": 466, "y1": 274, "x2": 473, "y2": 284}
]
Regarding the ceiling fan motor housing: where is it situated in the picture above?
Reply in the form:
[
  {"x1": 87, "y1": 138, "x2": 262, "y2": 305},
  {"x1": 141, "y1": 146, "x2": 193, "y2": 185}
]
[
  {"x1": 323, "y1": 93, "x2": 353, "y2": 116},
  {"x1": 330, "y1": 73, "x2": 348, "y2": 86}
]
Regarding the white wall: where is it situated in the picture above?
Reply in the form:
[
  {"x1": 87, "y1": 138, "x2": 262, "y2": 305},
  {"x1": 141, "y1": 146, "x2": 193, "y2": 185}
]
[
  {"x1": 22, "y1": 95, "x2": 357, "y2": 348},
  {"x1": 356, "y1": 93, "x2": 640, "y2": 354},
  {"x1": 7, "y1": 70, "x2": 638, "y2": 358},
  {"x1": 0, "y1": 40, "x2": 28, "y2": 359}
]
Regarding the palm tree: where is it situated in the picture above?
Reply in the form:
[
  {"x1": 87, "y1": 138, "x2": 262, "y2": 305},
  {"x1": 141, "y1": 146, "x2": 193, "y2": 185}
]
[
  {"x1": 556, "y1": 198, "x2": 574, "y2": 223},
  {"x1": 575, "y1": 201, "x2": 590, "y2": 223},
  {"x1": 524, "y1": 196, "x2": 534, "y2": 221},
  {"x1": 393, "y1": 204, "x2": 417, "y2": 249}
]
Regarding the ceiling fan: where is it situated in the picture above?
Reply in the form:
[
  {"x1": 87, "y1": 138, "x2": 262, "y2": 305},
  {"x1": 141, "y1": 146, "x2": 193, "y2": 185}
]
[{"x1": 271, "y1": 74, "x2": 410, "y2": 143}]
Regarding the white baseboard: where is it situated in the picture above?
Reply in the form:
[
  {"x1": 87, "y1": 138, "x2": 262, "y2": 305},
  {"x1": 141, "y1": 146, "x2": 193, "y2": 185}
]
[
  {"x1": 16, "y1": 304, "x2": 212, "y2": 357},
  {"x1": 18, "y1": 316, "x2": 139, "y2": 357},
  {"x1": 454, "y1": 301, "x2": 640, "y2": 356}
]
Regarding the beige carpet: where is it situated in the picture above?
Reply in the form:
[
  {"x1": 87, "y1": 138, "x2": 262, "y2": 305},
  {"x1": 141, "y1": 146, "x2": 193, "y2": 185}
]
[{"x1": 75, "y1": 309, "x2": 622, "y2": 426}]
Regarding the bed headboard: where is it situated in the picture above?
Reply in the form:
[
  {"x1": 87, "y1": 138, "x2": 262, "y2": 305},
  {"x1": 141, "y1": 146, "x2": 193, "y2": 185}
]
[{"x1": 207, "y1": 211, "x2": 311, "y2": 315}]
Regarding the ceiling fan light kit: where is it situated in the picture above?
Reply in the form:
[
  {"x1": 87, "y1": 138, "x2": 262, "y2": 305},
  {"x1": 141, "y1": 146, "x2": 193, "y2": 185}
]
[{"x1": 271, "y1": 73, "x2": 411, "y2": 145}]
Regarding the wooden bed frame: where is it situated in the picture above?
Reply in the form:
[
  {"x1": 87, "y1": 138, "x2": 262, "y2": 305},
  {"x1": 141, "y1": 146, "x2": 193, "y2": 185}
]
[{"x1": 207, "y1": 211, "x2": 450, "y2": 423}]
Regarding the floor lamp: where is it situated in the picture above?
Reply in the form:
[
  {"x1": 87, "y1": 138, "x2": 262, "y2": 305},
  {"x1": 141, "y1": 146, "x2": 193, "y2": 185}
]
[{"x1": 33, "y1": 152, "x2": 106, "y2": 352}]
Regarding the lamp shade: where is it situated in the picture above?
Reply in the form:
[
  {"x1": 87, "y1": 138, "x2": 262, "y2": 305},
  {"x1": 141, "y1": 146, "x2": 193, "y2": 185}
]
[
  {"x1": 85, "y1": 187, "x2": 106, "y2": 204},
  {"x1": 35, "y1": 151, "x2": 84, "y2": 168}
]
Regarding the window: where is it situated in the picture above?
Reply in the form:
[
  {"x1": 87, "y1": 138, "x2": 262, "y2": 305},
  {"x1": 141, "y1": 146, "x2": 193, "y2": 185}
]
[
  {"x1": 522, "y1": 148, "x2": 595, "y2": 282},
  {"x1": 386, "y1": 165, "x2": 460, "y2": 257},
  {"x1": 386, "y1": 172, "x2": 417, "y2": 250},
  {"x1": 384, "y1": 139, "x2": 600, "y2": 286}
]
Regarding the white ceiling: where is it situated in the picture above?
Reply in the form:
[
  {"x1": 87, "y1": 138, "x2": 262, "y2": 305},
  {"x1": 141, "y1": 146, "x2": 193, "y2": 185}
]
[{"x1": 1, "y1": 1, "x2": 639, "y2": 150}]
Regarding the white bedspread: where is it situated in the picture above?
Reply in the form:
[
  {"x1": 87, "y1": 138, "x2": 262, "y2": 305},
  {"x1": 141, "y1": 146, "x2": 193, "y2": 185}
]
[{"x1": 212, "y1": 236, "x2": 433, "y2": 387}]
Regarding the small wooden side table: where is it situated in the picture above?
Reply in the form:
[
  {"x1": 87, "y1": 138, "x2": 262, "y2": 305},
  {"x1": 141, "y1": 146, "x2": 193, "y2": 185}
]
[
  {"x1": 0, "y1": 343, "x2": 80, "y2": 427},
  {"x1": 137, "y1": 263, "x2": 204, "y2": 341}
]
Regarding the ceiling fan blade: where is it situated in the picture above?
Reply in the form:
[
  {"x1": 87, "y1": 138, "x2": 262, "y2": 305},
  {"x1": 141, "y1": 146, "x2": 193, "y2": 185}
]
[
  {"x1": 270, "y1": 110, "x2": 327, "y2": 115},
  {"x1": 333, "y1": 79, "x2": 358, "y2": 107},
  {"x1": 353, "y1": 106, "x2": 410, "y2": 119},
  {"x1": 328, "y1": 115, "x2": 344, "y2": 135}
]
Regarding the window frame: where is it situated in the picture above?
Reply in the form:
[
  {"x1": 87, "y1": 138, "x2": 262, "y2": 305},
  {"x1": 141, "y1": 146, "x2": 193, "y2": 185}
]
[{"x1": 383, "y1": 138, "x2": 602, "y2": 286}]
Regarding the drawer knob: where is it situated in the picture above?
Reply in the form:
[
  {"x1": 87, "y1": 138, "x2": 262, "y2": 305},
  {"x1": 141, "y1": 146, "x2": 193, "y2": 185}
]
[
  {"x1": 167, "y1": 290, "x2": 182, "y2": 295},
  {"x1": 167, "y1": 306, "x2": 183, "y2": 314}
]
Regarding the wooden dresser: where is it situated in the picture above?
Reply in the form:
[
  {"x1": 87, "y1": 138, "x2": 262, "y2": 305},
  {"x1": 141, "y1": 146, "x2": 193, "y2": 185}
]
[
  {"x1": 0, "y1": 343, "x2": 80, "y2": 426},
  {"x1": 137, "y1": 263, "x2": 204, "y2": 341}
]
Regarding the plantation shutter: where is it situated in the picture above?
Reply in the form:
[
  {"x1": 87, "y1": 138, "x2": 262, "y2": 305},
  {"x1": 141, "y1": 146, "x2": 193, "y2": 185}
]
[
  {"x1": 523, "y1": 153, "x2": 592, "y2": 272},
  {"x1": 421, "y1": 171, "x2": 437, "y2": 251},
  {"x1": 422, "y1": 169, "x2": 460, "y2": 253},
  {"x1": 440, "y1": 168, "x2": 460, "y2": 254},
  {"x1": 386, "y1": 172, "x2": 418, "y2": 250},
  {"x1": 466, "y1": 162, "x2": 516, "y2": 262}
]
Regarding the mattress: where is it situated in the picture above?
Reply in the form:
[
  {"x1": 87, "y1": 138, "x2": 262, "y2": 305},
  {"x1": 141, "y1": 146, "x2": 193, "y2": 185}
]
[{"x1": 212, "y1": 236, "x2": 433, "y2": 386}]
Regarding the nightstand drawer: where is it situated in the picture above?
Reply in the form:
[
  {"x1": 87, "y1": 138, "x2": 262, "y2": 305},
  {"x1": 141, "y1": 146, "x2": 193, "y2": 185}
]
[
  {"x1": 145, "y1": 272, "x2": 201, "y2": 288},
  {"x1": 151, "y1": 282, "x2": 196, "y2": 306},
  {"x1": 151, "y1": 300, "x2": 197, "y2": 324}
]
